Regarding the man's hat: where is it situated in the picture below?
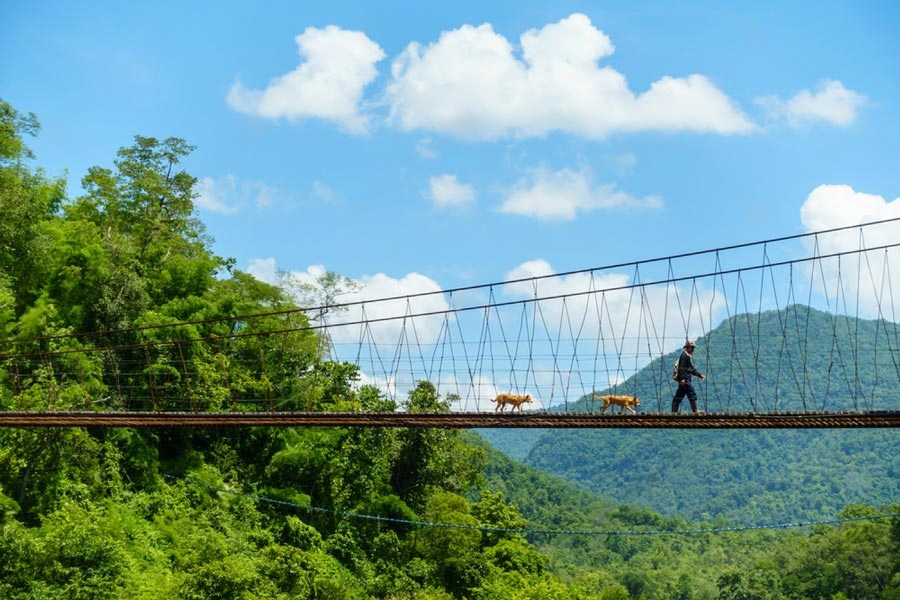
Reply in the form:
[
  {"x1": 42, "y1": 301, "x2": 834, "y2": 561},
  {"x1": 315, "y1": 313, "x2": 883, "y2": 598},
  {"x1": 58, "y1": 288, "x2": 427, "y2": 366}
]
[{"x1": 684, "y1": 340, "x2": 696, "y2": 348}]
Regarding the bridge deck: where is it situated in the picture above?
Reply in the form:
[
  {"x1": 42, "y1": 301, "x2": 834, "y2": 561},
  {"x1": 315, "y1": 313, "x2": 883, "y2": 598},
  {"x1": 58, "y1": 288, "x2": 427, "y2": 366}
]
[{"x1": 2, "y1": 410, "x2": 900, "y2": 428}]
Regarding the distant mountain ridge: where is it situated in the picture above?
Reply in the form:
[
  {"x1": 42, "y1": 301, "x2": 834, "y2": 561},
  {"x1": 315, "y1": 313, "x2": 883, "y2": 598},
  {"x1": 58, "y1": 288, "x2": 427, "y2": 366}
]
[
  {"x1": 478, "y1": 304, "x2": 900, "y2": 524},
  {"x1": 549, "y1": 303, "x2": 900, "y2": 413}
]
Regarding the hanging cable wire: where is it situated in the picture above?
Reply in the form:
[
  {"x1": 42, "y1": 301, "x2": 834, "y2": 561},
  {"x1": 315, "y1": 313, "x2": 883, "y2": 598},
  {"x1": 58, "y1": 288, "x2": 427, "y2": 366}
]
[{"x1": 165, "y1": 473, "x2": 900, "y2": 537}]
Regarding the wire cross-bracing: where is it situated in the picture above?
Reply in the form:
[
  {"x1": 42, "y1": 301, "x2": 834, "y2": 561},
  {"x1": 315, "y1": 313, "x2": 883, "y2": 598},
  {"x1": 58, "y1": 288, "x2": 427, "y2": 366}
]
[{"x1": 4, "y1": 218, "x2": 900, "y2": 424}]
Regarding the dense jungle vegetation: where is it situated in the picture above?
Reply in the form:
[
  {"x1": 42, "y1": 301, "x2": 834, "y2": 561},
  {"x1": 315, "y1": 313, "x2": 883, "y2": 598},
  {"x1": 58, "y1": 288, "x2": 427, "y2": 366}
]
[
  {"x1": 2, "y1": 98, "x2": 900, "y2": 598},
  {"x1": 481, "y1": 426, "x2": 900, "y2": 525}
]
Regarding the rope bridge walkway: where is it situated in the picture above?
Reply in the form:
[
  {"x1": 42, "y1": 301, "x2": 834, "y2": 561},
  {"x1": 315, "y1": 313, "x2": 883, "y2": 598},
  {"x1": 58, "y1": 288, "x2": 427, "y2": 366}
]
[
  {"x1": 4, "y1": 218, "x2": 900, "y2": 428},
  {"x1": 2, "y1": 410, "x2": 899, "y2": 428}
]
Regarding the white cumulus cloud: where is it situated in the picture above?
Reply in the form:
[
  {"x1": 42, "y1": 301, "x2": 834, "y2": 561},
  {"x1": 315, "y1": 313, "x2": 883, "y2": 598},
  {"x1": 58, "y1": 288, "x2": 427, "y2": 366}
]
[
  {"x1": 756, "y1": 79, "x2": 867, "y2": 128},
  {"x1": 800, "y1": 184, "x2": 900, "y2": 318},
  {"x1": 255, "y1": 260, "x2": 450, "y2": 349},
  {"x1": 496, "y1": 259, "x2": 724, "y2": 402},
  {"x1": 226, "y1": 25, "x2": 386, "y2": 133},
  {"x1": 425, "y1": 174, "x2": 476, "y2": 209},
  {"x1": 800, "y1": 184, "x2": 900, "y2": 232},
  {"x1": 331, "y1": 271, "x2": 449, "y2": 344},
  {"x1": 415, "y1": 136, "x2": 439, "y2": 159},
  {"x1": 501, "y1": 258, "x2": 723, "y2": 369},
  {"x1": 499, "y1": 165, "x2": 662, "y2": 220},
  {"x1": 386, "y1": 13, "x2": 756, "y2": 140},
  {"x1": 246, "y1": 256, "x2": 733, "y2": 406},
  {"x1": 194, "y1": 175, "x2": 277, "y2": 214},
  {"x1": 246, "y1": 257, "x2": 278, "y2": 283}
]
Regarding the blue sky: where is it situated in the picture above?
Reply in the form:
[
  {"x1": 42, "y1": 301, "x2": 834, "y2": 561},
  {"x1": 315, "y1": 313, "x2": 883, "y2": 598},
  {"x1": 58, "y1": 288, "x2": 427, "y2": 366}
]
[{"x1": 4, "y1": 1, "x2": 900, "y2": 406}]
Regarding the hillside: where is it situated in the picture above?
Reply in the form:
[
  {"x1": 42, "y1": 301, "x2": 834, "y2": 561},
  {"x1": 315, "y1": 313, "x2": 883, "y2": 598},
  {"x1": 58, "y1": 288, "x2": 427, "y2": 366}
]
[
  {"x1": 478, "y1": 304, "x2": 900, "y2": 524},
  {"x1": 547, "y1": 304, "x2": 900, "y2": 414}
]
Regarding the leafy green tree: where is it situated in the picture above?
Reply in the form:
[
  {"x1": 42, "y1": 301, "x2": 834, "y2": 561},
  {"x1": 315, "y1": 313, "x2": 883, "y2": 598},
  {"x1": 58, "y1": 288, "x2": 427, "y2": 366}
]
[
  {"x1": 781, "y1": 505, "x2": 895, "y2": 599},
  {"x1": 717, "y1": 569, "x2": 781, "y2": 600},
  {"x1": 178, "y1": 555, "x2": 264, "y2": 600},
  {"x1": 62, "y1": 135, "x2": 219, "y2": 332},
  {"x1": 472, "y1": 489, "x2": 529, "y2": 548},
  {"x1": 0, "y1": 99, "x2": 66, "y2": 316},
  {"x1": 417, "y1": 490, "x2": 481, "y2": 565},
  {"x1": 0, "y1": 484, "x2": 18, "y2": 524},
  {"x1": 391, "y1": 381, "x2": 486, "y2": 510},
  {"x1": 277, "y1": 268, "x2": 361, "y2": 360},
  {"x1": 482, "y1": 538, "x2": 548, "y2": 576}
]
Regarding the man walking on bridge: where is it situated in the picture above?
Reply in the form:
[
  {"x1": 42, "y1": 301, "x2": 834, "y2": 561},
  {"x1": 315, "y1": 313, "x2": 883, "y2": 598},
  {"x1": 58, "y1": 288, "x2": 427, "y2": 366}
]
[{"x1": 672, "y1": 340, "x2": 705, "y2": 413}]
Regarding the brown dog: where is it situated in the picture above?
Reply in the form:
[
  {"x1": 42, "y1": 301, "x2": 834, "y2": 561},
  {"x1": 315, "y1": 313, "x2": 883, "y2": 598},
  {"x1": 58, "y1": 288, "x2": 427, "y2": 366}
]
[
  {"x1": 593, "y1": 393, "x2": 640, "y2": 414},
  {"x1": 492, "y1": 393, "x2": 533, "y2": 413}
]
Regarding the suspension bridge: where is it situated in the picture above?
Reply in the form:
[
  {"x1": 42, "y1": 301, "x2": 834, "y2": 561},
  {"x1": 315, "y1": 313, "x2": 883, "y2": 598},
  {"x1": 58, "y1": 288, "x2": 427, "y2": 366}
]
[{"x1": 4, "y1": 218, "x2": 900, "y2": 428}]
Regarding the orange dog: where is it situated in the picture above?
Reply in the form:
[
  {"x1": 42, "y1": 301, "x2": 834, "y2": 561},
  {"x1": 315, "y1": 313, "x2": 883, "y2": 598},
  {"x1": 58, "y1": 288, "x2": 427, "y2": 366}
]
[
  {"x1": 593, "y1": 393, "x2": 640, "y2": 414},
  {"x1": 492, "y1": 393, "x2": 533, "y2": 413}
]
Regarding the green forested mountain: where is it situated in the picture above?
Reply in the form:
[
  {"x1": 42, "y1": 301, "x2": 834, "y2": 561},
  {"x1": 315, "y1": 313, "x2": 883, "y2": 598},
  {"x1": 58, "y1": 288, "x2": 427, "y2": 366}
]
[
  {"x1": 474, "y1": 435, "x2": 900, "y2": 599},
  {"x1": 478, "y1": 303, "x2": 900, "y2": 525},
  {"x1": 546, "y1": 304, "x2": 900, "y2": 414},
  {"x1": 3, "y1": 99, "x2": 900, "y2": 598},
  {"x1": 481, "y1": 427, "x2": 900, "y2": 524}
]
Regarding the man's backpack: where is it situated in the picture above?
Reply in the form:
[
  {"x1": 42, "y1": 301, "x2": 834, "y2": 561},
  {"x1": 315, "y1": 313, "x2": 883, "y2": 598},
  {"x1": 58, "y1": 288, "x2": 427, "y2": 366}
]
[{"x1": 672, "y1": 358, "x2": 680, "y2": 381}]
